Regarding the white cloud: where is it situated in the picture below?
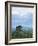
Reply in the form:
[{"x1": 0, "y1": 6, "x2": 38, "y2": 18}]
[
  {"x1": 11, "y1": 7, "x2": 33, "y2": 21},
  {"x1": 12, "y1": 7, "x2": 33, "y2": 16},
  {"x1": 12, "y1": 10, "x2": 19, "y2": 15}
]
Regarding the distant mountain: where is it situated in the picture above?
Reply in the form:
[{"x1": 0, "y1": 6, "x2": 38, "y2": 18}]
[
  {"x1": 22, "y1": 27, "x2": 32, "y2": 31},
  {"x1": 11, "y1": 26, "x2": 32, "y2": 32}
]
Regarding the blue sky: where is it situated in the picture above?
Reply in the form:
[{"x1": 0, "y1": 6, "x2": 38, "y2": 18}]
[{"x1": 11, "y1": 7, "x2": 33, "y2": 28}]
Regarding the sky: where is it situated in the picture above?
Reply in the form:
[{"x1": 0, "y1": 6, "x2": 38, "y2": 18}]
[{"x1": 11, "y1": 7, "x2": 33, "y2": 28}]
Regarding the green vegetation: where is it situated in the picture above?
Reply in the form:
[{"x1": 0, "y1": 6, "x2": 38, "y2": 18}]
[{"x1": 12, "y1": 25, "x2": 33, "y2": 39}]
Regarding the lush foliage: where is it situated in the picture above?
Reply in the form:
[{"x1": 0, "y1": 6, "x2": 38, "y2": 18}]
[{"x1": 12, "y1": 25, "x2": 33, "y2": 39}]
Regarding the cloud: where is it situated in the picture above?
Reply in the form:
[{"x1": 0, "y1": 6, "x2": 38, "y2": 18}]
[
  {"x1": 12, "y1": 7, "x2": 33, "y2": 16},
  {"x1": 11, "y1": 7, "x2": 32, "y2": 28}
]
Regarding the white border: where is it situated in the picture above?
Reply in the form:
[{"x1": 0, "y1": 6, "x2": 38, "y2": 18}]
[{"x1": 8, "y1": 2, "x2": 36, "y2": 43}]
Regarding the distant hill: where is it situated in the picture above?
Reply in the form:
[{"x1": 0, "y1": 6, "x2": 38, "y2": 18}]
[{"x1": 11, "y1": 26, "x2": 32, "y2": 32}]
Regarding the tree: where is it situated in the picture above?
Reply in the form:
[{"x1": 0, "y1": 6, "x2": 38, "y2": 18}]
[{"x1": 16, "y1": 25, "x2": 22, "y2": 32}]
